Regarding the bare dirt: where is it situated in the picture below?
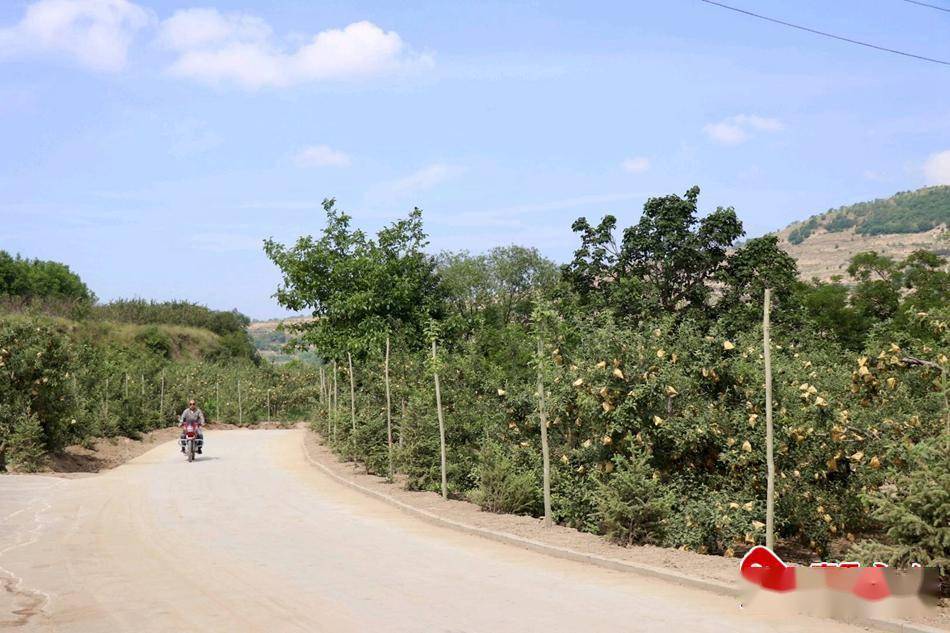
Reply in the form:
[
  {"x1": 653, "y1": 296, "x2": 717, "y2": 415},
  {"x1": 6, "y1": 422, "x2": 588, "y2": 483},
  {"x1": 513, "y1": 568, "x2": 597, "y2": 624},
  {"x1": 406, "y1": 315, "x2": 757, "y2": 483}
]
[
  {"x1": 0, "y1": 430, "x2": 880, "y2": 632},
  {"x1": 776, "y1": 225, "x2": 946, "y2": 282}
]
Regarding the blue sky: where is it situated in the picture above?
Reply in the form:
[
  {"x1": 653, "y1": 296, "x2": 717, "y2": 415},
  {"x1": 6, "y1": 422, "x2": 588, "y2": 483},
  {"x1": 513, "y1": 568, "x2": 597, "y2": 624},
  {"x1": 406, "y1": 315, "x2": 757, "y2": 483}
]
[{"x1": 2, "y1": 0, "x2": 949, "y2": 318}]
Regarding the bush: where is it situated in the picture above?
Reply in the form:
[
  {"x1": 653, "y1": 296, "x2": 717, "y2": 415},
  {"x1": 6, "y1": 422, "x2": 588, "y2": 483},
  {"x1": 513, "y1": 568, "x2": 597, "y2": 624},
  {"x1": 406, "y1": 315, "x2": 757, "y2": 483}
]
[
  {"x1": 849, "y1": 438, "x2": 949, "y2": 571},
  {"x1": 595, "y1": 454, "x2": 673, "y2": 546},
  {"x1": 5, "y1": 411, "x2": 47, "y2": 472},
  {"x1": 135, "y1": 325, "x2": 173, "y2": 358},
  {"x1": 469, "y1": 442, "x2": 541, "y2": 515}
]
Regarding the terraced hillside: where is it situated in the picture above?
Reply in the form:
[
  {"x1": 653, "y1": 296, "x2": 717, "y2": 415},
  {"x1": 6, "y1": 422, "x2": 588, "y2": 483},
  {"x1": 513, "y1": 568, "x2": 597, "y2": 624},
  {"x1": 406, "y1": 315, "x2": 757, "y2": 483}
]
[{"x1": 776, "y1": 186, "x2": 949, "y2": 281}]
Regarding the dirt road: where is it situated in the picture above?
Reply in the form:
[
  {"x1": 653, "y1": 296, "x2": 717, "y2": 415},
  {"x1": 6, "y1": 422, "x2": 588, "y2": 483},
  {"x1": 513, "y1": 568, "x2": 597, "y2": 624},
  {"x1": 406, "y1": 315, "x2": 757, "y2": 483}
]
[{"x1": 1, "y1": 430, "x2": 868, "y2": 632}]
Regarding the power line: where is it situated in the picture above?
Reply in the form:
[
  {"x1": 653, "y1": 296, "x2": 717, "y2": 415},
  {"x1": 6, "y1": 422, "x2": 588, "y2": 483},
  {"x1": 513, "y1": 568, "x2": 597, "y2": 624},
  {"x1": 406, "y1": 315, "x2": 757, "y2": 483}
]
[
  {"x1": 901, "y1": 0, "x2": 950, "y2": 13},
  {"x1": 698, "y1": 0, "x2": 950, "y2": 67}
]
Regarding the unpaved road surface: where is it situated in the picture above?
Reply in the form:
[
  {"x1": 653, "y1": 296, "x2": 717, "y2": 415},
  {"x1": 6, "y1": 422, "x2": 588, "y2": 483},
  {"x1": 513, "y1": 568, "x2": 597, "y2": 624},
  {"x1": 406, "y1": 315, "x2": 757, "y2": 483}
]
[{"x1": 1, "y1": 430, "x2": 868, "y2": 632}]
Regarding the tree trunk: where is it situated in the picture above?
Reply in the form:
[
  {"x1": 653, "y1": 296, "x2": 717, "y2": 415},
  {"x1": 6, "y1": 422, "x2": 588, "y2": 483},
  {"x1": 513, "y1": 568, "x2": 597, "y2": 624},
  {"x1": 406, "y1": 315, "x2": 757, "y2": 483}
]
[
  {"x1": 384, "y1": 337, "x2": 394, "y2": 480},
  {"x1": 432, "y1": 340, "x2": 448, "y2": 500},
  {"x1": 537, "y1": 337, "x2": 552, "y2": 527},
  {"x1": 763, "y1": 288, "x2": 775, "y2": 550}
]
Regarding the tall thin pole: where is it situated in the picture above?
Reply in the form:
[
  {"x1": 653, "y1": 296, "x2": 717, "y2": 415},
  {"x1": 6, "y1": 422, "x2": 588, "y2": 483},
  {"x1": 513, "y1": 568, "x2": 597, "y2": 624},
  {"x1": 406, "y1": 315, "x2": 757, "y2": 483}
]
[
  {"x1": 238, "y1": 378, "x2": 244, "y2": 425},
  {"x1": 384, "y1": 337, "x2": 394, "y2": 480},
  {"x1": 400, "y1": 398, "x2": 406, "y2": 448},
  {"x1": 140, "y1": 373, "x2": 144, "y2": 397},
  {"x1": 160, "y1": 369, "x2": 165, "y2": 418},
  {"x1": 332, "y1": 360, "x2": 338, "y2": 442},
  {"x1": 399, "y1": 398, "x2": 406, "y2": 448},
  {"x1": 319, "y1": 366, "x2": 326, "y2": 416},
  {"x1": 537, "y1": 337, "x2": 552, "y2": 527},
  {"x1": 267, "y1": 389, "x2": 271, "y2": 421},
  {"x1": 432, "y1": 340, "x2": 448, "y2": 500},
  {"x1": 215, "y1": 381, "x2": 219, "y2": 422},
  {"x1": 764, "y1": 288, "x2": 775, "y2": 550},
  {"x1": 348, "y1": 352, "x2": 356, "y2": 457},
  {"x1": 124, "y1": 373, "x2": 129, "y2": 399}
]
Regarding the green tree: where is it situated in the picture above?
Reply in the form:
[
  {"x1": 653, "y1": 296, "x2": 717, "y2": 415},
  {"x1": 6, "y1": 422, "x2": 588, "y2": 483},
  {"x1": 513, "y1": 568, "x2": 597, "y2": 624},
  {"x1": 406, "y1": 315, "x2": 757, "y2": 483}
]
[
  {"x1": 0, "y1": 250, "x2": 95, "y2": 304},
  {"x1": 264, "y1": 199, "x2": 442, "y2": 359},
  {"x1": 717, "y1": 235, "x2": 800, "y2": 327},
  {"x1": 564, "y1": 186, "x2": 744, "y2": 317},
  {"x1": 437, "y1": 246, "x2": 558, "y2": 328}
]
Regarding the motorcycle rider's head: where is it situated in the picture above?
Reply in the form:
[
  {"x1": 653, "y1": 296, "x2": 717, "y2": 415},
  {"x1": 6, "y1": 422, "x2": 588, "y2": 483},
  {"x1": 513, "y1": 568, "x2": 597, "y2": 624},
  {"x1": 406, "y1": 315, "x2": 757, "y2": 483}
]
[{"x1": 189, "y1": 399, "x2": 197, "y2": 411}]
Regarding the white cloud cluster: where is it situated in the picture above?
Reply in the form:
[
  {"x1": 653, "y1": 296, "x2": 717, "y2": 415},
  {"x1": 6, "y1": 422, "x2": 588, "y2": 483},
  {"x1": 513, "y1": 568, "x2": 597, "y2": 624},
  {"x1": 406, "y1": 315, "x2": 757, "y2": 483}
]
[
  {"x1": 294, "y1": 145, "x2": 351, "y2": 168},
  {"x1": 0, "y1": 0, "x2": 150, "y2": 72},
  {"x1": 704, "y1": 114, "x2": 784, "y2": 145},
  {"x1": 923, "y1": 150, "x2": 950, "y2": 185},
  {"x1": 621, "y1": 156, "x2": 650, "y2": 173},
  {"x1": 0, "y1": 1, "x2": 431, "y2": 88},
  {"x1": 158, "y1": 9, "x2": 432, "y2": 89}
]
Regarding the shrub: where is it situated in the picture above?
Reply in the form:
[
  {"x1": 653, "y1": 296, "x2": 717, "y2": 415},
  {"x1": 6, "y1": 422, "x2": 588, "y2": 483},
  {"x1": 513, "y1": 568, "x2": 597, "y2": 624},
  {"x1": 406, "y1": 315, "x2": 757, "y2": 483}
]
[
  {"x1": 5, "y1": 411, "x2": 47, "y2": 472},
  {"x1": 135, "y1": 325, "x2": 173, "y2": 358},
  {"x1": 849, "y1": 438, "x2": 949, "y2": 572},
  {"x1": 595, "y1": 454, "x2": 673, "y2": 546},
  {"x1": 469, "y1": 442, "x2": 541, "y2": 515}
]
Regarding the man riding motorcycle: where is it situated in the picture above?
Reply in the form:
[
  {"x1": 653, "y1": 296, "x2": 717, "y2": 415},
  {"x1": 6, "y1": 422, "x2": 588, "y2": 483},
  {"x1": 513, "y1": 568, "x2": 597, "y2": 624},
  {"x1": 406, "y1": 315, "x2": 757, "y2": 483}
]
[{"x1": 179, "y1": 399, "x2": 205, "y2": 454}]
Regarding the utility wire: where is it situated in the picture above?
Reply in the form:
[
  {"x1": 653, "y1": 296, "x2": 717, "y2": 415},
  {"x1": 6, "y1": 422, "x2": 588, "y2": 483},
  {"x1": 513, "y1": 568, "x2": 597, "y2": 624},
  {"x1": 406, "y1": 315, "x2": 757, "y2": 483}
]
[
  {"x1": 901, "y1": 0, "x2": 950, "y2": 13},
  {"x1": 698, "y1": 0, "x2": 950, "y2": 67}
]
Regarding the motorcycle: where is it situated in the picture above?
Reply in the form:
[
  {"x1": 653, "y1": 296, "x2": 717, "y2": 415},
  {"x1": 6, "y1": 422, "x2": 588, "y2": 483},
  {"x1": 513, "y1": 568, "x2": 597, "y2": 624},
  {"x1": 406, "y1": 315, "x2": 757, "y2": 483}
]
[{"x1": 180, "y1": 421, "x2": 203, "y2": 462}]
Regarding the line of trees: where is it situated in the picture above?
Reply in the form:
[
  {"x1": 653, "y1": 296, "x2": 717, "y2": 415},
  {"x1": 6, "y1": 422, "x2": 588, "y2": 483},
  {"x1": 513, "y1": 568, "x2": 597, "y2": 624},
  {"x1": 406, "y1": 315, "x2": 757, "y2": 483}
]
[{"x1": 267, "y1": 189, "x2": 948, "y2": 569}]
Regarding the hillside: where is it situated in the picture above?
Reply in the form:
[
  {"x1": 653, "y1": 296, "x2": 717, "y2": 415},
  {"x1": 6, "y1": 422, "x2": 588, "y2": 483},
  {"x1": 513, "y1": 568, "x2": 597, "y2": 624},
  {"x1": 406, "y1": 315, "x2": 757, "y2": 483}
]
[
  {"x1": 776, "y1": 186, "x2": 949, "y2": 281},
  {"x1": 248, "y1": 316, "x2": 319, "y2": 364}
]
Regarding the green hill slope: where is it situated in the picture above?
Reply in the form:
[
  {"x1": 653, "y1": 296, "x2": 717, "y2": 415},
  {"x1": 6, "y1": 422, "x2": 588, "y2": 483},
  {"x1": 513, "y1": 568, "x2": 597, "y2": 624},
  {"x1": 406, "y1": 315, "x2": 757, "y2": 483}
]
[{"x1": 777, "y1": 186, "x2": 949, "y2": 280}]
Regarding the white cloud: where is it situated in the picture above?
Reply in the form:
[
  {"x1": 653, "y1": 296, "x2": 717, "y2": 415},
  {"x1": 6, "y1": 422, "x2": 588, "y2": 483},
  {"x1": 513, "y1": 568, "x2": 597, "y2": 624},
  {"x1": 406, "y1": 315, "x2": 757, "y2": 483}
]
[
  {"x1": 294, "y1": 145, "x2": 351, "y2": 168},
  {"x1": 0, "y1": 0, "x2": 149, "y2": 72},
  {"x1": 158, "y1": 9, "x2": 432, "y2": 89},
  {"x1": 704, "y1": 114, "x2": 784, "y2": 146},
  {"x1": 621, "y1": 157, "x2": 650, "y2": 173},
  {"x1": 387, "y1": 163, "x2": 459, "y2": 194},
  {"x1": 923, "y1": 150, "x2": 950, "y2": 185}
]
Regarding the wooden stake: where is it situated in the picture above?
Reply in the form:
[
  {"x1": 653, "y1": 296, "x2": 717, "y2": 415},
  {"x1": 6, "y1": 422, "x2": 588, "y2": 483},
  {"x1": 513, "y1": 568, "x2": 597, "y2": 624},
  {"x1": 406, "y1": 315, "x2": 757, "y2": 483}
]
[
  {"x1": 384, "y1": 336, "x2": 394, "y2": 480},
  {"x1": 764, "y1": 288, "x2": 775, "y2": 550},
  {"x1": 537, "y1": 337, "x2": 552, "y2": 527},
  {"x1": 348, "y1": 352, "x2": 356, "y2": 457},
  {"x1": 332, "y1": 360, "x2": 338, "y2": 442},
  {"x1": 238, "y1": 378, "x2": 243, "y2": 425},
  {"x1": 432, "y1": 340, "x2": 448, "y2": 500},
  {"x1": 400, "y1": 398, "x2": 406, "y2": 448}
]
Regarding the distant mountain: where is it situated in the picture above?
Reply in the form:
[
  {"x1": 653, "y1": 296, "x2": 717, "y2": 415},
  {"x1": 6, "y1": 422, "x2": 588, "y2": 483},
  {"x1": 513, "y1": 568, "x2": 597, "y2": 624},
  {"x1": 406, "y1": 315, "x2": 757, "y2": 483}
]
[{"x1": 776, "y1": 186, "x2": 949, "y2": 281}]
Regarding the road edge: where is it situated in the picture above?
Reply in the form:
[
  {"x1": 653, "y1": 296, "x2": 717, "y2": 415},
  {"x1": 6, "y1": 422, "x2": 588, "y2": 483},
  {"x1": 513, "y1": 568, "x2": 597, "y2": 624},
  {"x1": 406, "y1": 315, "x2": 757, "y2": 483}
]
[{"x1": 300, "y1": 430, "x2": 945, "y2": 633}]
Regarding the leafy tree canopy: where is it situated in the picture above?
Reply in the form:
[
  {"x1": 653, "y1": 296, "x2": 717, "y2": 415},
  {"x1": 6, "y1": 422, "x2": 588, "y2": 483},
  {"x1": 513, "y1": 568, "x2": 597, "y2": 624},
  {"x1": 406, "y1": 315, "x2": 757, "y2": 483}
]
[
  {"x1": 264, "y1": 199, "x2": 442, "y2": 359},
  {"x1": 437, "y1": 245, "x2": 559, "y2": 328},
  {"x1": 0, "y1": 250, "x2": 95, "y2": 304},
  {"x1": 565, "y1": 186, "x2": 753, "y2": 318}
]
